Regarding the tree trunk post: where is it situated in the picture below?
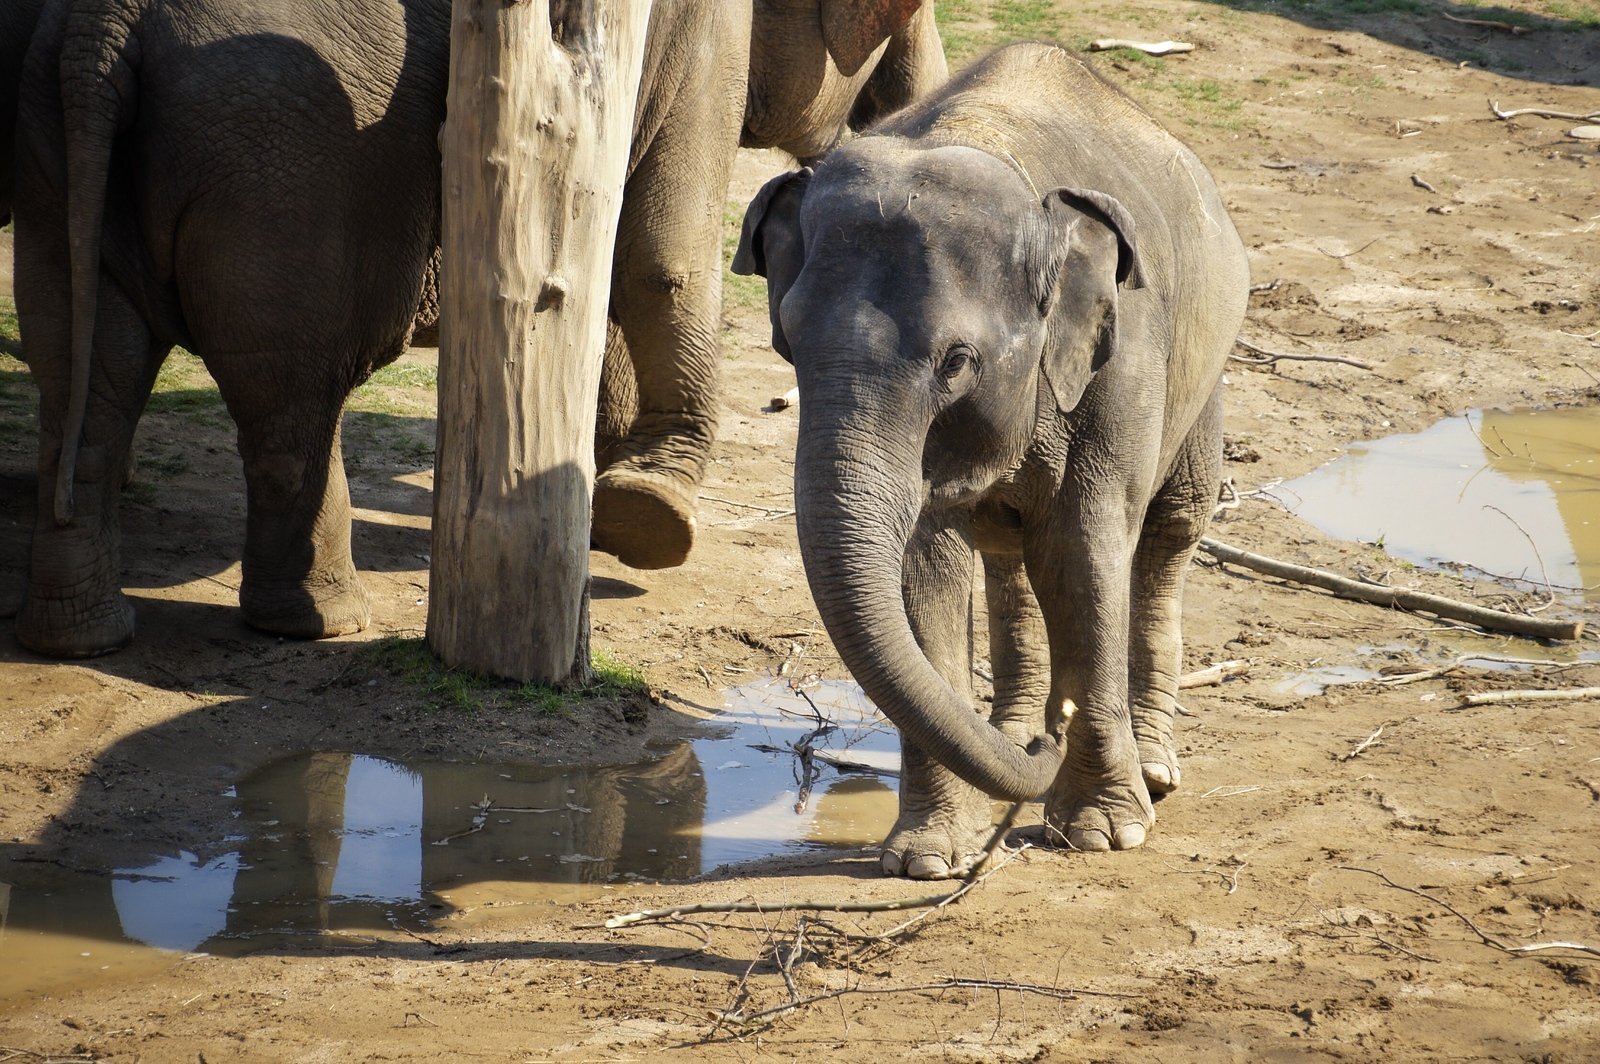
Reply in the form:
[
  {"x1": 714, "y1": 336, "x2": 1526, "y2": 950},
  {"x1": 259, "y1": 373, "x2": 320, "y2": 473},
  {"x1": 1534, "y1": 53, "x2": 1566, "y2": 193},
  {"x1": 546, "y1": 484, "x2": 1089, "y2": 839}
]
[{"x1": 429, "y1": 0, "x2": 652, "y2": 684}]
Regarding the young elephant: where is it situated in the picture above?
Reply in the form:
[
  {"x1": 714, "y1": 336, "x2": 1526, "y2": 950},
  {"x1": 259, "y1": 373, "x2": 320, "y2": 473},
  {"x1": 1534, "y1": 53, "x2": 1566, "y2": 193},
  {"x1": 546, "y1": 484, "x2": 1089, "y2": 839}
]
[{"x1": 734, "y1": 43, "x2": 1249, "y2": 876}]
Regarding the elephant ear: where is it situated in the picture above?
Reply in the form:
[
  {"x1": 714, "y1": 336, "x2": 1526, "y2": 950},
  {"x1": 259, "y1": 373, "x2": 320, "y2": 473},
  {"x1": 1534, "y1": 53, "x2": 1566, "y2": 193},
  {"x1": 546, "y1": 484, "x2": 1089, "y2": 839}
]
[
  {"x1": 732, "y1": 167, "x2": 813, "y2": 364},
  {"x1": 1031, "y1": 186, "x2": 1146, "y2": 416},
  {"x1": 821, "y1": 0, "x2": 924, "y2": 77}
]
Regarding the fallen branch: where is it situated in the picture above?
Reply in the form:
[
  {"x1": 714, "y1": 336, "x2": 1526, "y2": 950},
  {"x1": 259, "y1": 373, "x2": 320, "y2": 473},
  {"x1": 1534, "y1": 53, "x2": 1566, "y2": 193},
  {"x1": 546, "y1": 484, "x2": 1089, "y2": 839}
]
[
  {"x1": 1089, "y1": 38, "x2": 1194, "y2": 55},
  {"x1": 1458, "y1": 686, "x2": 1600, "y2": 707},
  {"x1": 1230, "y1": 337, "x2": 1373, "y2": 370},
  {"x1": 601, "y1": 801, "x2": 1025, "y2": 928},
  {"x1": 769, "y1": 386, "x2": 799, "y2": 412},
  {"x1": 1491, "y1": 100, "x2": 1600, "y2": 122},
  {"x1": 1338, "y1": 866, "x2": 1600, "y2": 958},
  {"x1": 1179, "y1": 659, "x2": 1252, "y2": 689},
  {"x1": 1198, "y1": 538, "x2": 1585, "y2": 641},
  {"x1": 1375, "y1": 653, "x2": 1591, "y2": 687},
  {"x1": 1442, "y1": 11, "x2": 1528, "y2": 33}
]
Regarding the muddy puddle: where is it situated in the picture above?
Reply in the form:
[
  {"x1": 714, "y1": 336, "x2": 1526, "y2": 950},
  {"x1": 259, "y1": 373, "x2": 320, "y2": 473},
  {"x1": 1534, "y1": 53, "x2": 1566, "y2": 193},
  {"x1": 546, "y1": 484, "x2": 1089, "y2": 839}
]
[
  {"x1": 1288, "y1": 407, "x2": 1599, "y2": 596},
  {"x1": 0, "y1": 680, "x2": 900, "y2": 1001}
]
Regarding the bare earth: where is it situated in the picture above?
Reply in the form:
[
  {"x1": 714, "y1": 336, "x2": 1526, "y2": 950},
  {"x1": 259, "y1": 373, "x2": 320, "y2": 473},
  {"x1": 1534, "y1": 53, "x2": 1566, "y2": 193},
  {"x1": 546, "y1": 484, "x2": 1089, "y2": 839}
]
[{"x1": 2, "y1": 2, "x2": 1600, "y2": 1060}]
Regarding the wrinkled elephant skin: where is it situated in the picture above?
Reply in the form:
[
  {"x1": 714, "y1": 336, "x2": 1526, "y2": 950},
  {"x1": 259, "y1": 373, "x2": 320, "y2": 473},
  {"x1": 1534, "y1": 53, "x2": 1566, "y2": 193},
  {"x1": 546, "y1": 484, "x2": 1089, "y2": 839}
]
[
  {"x1": 10, "y1": 0, "x2": 946, "y2": 656},
  {"x1": 736, "y1": 44, "x2": 1250, "y2": 876}
]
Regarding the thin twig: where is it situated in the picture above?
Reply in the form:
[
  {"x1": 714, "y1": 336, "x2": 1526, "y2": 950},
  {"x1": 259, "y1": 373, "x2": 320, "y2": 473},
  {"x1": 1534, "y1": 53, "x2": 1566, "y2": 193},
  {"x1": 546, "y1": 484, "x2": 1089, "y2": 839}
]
[
  {"x1": 721, "y1": 977, "x2": 1135, "y2": 1028},
  {"x1": 600, "y1": 802, "x2": 1025, "y2": 928},
  {"x1": 1337, "y1": 866, "x2": 1600, "y2": 959},
  {"x1": 1339, "y1": 725, "x2": 1384, "y2": 761},
  {"x1": 1230, "y1": 336, "x2": 1374, "y2": 370},
  {"x1": 1442, "y1": 11, "x2": 1527, "y2": 33},
  {"x1": 1481, "y1": 504, "x2": 1557, "y2": 612}
]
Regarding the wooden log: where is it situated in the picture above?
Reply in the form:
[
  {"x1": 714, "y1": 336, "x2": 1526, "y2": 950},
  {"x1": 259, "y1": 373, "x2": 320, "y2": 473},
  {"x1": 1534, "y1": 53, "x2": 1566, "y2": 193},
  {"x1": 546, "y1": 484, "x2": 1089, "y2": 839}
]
[
  {"x1": 1198, "y1": 538, "x2": 1585, "y2": 642},
  {"x1": 429, "y1": 0, "x2": 653, "y2": 683}
]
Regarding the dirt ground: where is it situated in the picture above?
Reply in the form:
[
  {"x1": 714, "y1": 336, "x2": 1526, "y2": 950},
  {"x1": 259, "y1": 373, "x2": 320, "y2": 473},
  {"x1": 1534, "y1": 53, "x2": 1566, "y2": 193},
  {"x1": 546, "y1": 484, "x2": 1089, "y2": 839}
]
[{"x1": 4, "y1": 1, "x2": 1600, "y2": 1060}]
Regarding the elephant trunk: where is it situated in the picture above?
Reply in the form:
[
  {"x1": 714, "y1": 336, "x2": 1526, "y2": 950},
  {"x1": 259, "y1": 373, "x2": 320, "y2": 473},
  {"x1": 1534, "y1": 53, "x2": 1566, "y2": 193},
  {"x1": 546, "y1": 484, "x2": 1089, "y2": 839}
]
[{"x1": 793, "y1": 402, "x2": 1064, "y2": 802}]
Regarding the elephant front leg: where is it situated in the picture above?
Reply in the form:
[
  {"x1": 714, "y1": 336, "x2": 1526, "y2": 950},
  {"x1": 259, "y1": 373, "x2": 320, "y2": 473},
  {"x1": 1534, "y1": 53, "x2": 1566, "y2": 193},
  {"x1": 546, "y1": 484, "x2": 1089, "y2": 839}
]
[
  {"x1": 232, "y1": 404, "x2": 369, "y2": 639},
  {"x1": 1130, "y1": 387, "x2": 1223, "y2": 794},
  {"x1": 879, "y1": 510, "x2": 995, "y2": 880},
  {"x1": 589, "y1": 62, "x2": 742, "y2": 571},
  {"x1": 1029, "y1": 504, "x2": 1153, "y2": 852}
]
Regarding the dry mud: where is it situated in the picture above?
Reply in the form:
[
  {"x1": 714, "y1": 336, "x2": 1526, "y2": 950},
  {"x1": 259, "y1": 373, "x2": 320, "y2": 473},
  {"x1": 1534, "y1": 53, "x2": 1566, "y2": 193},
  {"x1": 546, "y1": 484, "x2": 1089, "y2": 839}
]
[{"x1": 2, "y1": 1, "x2": 1600, "y2": 1060}]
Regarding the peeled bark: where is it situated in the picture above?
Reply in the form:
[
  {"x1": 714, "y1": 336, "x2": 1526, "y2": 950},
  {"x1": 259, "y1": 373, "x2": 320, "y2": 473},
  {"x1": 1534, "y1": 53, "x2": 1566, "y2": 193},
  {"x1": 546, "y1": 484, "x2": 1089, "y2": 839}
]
[
  {"x1": 794, "y1": 432, "x2": 1064, "y2": 802},
  {"x1": 429, "y1": 0, "x2": 652, "y2": 683}
]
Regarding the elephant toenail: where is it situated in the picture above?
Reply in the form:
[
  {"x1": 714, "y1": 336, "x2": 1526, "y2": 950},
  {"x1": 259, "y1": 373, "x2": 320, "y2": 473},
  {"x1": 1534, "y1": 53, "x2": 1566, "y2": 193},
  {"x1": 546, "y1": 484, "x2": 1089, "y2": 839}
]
[
  {"x1": 1069, "y1": 829, "x2": 1112, "y2": 852},
  {"x1": 880, "y1": 850, "x2": 904, "y2": 876},
  {"x1": 904, "y1": 855, "x2": 953, "y2": 880},
  {"x1": 1113, "y1": 823, "x2": 1148, "y2": 849}
]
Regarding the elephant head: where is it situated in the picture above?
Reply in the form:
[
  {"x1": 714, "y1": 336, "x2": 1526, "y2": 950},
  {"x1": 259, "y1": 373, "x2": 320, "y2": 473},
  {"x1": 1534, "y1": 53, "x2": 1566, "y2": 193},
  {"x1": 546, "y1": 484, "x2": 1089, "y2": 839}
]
[
  {"x1": 732, "y1": 137, "x2": 1143, "y2": 801},
  {"x1": 744, "y1": 0, "x2": 946, "y2": 160}
]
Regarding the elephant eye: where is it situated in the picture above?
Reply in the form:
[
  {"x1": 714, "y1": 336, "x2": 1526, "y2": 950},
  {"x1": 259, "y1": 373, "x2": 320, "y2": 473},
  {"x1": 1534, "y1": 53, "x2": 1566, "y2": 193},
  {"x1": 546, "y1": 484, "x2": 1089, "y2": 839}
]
[{"x1": 939, "y1": 344, "x2": 976, "y2": 381}]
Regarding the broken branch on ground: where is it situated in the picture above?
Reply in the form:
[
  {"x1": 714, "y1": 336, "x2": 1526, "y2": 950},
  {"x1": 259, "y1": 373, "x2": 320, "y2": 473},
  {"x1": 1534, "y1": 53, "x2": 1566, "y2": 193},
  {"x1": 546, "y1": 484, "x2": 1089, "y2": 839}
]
[
  {"x1": 1197, "y1": 538, "x2": 1585, "y2": 641},
  {"x1": 1230, "y1": 337, "x2": 1374, "y2": 370}
]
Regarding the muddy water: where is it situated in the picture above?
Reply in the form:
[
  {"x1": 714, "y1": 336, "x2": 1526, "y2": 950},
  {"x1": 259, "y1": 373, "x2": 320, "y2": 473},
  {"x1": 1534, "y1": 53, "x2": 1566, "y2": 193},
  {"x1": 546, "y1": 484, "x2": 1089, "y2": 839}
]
[
  {"x1": 1287, "y1": 407, "x2": 1600, "y2": 596},
  {"x1": 0, "y1": 680, "x2": 900, "y2": 1001}
]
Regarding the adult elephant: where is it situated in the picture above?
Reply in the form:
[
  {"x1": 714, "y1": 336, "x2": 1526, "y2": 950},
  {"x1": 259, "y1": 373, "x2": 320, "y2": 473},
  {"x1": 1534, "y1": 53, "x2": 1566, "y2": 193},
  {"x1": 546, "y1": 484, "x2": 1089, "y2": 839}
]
[
  {"x1": 12, "y1": 0, "x2": 944, "y2": 658},
  {"x1": 734, "y1": 43, "x2": 1249, "y2": 875},
  {"x1": 0, "y1": 0, "x2": 47, "y2": 224}
]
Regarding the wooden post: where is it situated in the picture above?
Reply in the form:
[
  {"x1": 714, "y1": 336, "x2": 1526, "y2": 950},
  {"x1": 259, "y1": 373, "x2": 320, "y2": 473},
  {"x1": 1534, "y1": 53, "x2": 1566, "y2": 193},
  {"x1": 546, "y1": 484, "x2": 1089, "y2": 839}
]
[{"x1": 429, "y1": 0, "x2": 652, "y2": 683}]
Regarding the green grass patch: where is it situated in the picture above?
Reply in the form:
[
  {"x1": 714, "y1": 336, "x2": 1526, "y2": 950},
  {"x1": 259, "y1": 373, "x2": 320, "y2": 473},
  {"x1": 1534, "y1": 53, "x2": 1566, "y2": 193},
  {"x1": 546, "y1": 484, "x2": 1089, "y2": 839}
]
[
  {"x1": 364, "y1": 362, "x2": 437, "y2": 390},
  {"x1": 0, "y1": 295, "x2": 19, "y2": 358},
  {"x1": 0, "y1": 349, "x2": 36, "y2": 456},
  {"x1": 361, "y1": 635, "x2": 650, "y2": 718}
]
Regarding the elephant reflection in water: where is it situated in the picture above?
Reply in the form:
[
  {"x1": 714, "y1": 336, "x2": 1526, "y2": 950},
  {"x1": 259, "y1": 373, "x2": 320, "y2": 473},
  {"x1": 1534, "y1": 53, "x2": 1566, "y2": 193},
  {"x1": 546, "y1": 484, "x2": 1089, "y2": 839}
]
[{"x1": 217, "y1": 747, "x2": 709, "y2": 938}]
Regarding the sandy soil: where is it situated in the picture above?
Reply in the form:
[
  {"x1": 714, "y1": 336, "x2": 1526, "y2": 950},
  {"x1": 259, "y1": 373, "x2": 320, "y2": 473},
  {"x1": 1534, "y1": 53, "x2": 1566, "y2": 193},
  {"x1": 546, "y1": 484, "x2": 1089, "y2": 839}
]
[{"x1": 3, "y1": 1, "x2": 1600, "y2": 1060}]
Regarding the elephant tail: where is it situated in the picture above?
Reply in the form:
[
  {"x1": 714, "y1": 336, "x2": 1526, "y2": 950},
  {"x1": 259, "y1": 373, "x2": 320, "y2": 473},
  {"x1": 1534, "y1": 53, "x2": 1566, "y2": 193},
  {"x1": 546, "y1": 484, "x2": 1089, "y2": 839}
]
[{"x1": 52, "y1": 4, "x2": 138, "y2": 526}]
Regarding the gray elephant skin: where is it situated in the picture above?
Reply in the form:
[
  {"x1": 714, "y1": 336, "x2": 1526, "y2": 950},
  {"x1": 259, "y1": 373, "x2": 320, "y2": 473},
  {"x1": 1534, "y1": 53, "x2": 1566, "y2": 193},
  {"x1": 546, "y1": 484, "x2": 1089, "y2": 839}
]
[
  {"x1": 10, "y1": 0, "x2": 945, "y2": 658},
  {"x1": 735, "y1": 42, "x2": 1249, "y2": 876}
]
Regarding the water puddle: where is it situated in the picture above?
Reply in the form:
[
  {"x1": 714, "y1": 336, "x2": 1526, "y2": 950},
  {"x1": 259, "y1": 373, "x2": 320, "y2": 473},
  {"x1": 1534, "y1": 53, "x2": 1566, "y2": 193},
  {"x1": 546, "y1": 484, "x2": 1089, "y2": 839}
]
[
  {"x1": 0, "y1": 680, "x2": 901, "y2": 1001},
  {"x1": 1273, "y1": 666, "x2": 1378, "y2": 698},
  {"x1": 1287, "y1": 407, "x2": 1600, "y2": 597}
]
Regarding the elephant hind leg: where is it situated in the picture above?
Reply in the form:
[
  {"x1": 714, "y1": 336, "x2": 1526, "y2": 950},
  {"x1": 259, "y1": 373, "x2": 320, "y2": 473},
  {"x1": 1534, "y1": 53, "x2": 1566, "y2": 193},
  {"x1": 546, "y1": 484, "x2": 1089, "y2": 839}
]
[
  {"x1": 219, "y1": 365, "x2": 369, "y2": 640},
  {"x1": 16, "y1": 270, "x2": 159, "y2": 658},
  {"x1": 1129, "y1": 384, "x2": 1225, "y2": 794}
]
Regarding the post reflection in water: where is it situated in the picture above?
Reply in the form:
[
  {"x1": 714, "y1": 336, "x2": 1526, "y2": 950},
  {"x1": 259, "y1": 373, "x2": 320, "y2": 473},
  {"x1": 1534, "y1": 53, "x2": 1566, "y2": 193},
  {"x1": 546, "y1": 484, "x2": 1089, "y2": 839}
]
[{"x1": 0, "y1": 679, "x2": 901, "y2": 999}]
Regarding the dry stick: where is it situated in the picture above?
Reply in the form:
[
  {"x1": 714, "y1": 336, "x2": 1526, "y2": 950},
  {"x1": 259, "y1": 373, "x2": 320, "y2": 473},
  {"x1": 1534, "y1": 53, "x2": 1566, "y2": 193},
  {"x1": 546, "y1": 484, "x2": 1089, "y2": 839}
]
[
  {"x1": 1230, "y1": 336, "x2": 1374, "y2": 370},
  {"x1": 1411, "y1": 174, "x2": 1437, "y2": 193},
  {"x1": 1088, "y1": 38, "x2": 1195, "y2": 55},
  {"x1": 1441, "y1": 11, "x2": 1528, "y2": 33},
  {"x1": 1197, "y1": 538, "x2": 1585, "y2": 641},
  {"x1": 600, "y1": 802, "x2": 1026, "y2": 929},
  {"x1": 1339, "y1": 725, "x2": 1384, "y2": 761},
  {"x1": 1491, "y1": 99, "x2": 1600, "y2": 122},
  {"x1": 1459, "y1": 686, "x2": 1600, "y2": 707},
  {"x1": 1337, "y1": 866, "x2": 1600, "y2": 958},
  {"x1": 1179, "y1": 659, "x2": 1251, "y2": 689},
  {"x1": 1375, "y1": 653, "x2": 1591, "y2": 686}
]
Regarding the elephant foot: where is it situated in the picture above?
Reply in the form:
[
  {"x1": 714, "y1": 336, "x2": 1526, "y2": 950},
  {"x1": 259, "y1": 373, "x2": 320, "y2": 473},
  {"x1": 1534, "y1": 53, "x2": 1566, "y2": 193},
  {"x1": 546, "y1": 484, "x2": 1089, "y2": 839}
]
[
  {"x1": 879, "y1": 795, "x2": 995, "y2": 880},
  {"x1": 591, "y1": 466, "x2": 697, "y2": 570},
  {"x1": 1045, "y1": 769, "x2": 1154, "y2": 852},
  {"x1": 241, "y1": 571, "x2": 371, "y2": 639},
  {"x1": 15, "y1": 588, "x2": 136, "y2": 658}
]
